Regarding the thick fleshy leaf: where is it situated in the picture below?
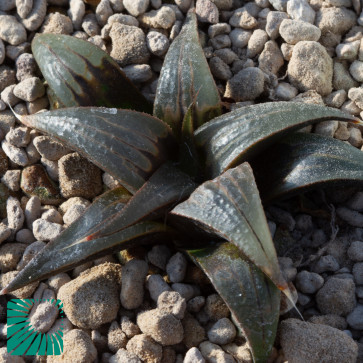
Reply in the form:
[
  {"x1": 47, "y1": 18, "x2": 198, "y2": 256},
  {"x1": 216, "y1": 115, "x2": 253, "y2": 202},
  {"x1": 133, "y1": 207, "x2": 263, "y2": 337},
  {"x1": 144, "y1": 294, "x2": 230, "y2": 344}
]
[
  {"x1": 171, "y1": 163, "x2": 289, "y2": 293},
  {"x1": 194, "y1": 102, "x2": 361, "y2": 178},
  {"x1": 153, "y1": 10, "x2": 221, "y2": 138},
  {"x1": 253, "y1": 132, "x2": 363, "y2": 203},
  {"x1": 188, "y1": 242, "x2": 280, "y2": 363},
  {"x1": 18, "y1": 107, "x2": 177, "y2": 194},
  {"x1": 1, "y1": 165, "x2": 196, "y2": 294},
  {"x1": 32, "y1": 34, "x2": 152, "y2": 113}
]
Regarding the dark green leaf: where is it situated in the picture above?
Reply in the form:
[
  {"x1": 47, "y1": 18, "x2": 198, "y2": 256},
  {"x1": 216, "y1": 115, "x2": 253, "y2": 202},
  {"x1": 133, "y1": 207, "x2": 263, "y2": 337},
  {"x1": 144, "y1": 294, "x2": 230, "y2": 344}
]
[
  {"x1": 253, "y1": 132, "x2": 363, "y2": 203},
  {"x1": 171, "y1": 163, "x2": 289, "y2": 293},
  {"x1": 153, "y1": 10, "x2": 221, "y2": 138},
  {"x1": 19, "y1": 107, "x2": 177, "y2": 194},
  {"x1": 2, "y1": 165, "x2": 196, "y2": 294},
  {"x1": 188, "y1": 242, "x2": 280, "y2": 363},
  {"x1": 194, "y1": 102, "x2": 361, "y2": 178},
  {"x1": 32, "y1": 34, "x2": 152, "y2": 113}
]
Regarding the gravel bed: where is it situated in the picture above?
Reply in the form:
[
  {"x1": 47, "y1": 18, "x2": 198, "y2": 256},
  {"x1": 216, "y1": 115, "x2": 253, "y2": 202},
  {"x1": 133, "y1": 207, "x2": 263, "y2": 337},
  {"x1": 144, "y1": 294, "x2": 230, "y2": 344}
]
[{"x1": 0, "y1": 0, "x2": 362, "y2": 362}]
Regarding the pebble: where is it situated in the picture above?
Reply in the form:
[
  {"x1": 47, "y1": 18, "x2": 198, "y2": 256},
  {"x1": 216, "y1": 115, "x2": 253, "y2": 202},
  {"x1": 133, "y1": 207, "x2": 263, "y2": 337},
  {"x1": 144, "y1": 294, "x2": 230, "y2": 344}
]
[
  {"x1": 6, "y1": 127, "x2": 30, "y2": 148},
  {"x1": 13, "y1": 77, "x2": 45, "y2": 102},
  {"x1": 15, "y1": 53, "x2": 37, "y2": 82},
  {"x1": 313, "y1": 255, "x2": 340, "y2": 273},
  {"x1": 269, "y1": 0, "x2": 288, "y2": 11},
  {"x1": 325, "y1": 89, "x2": 347, "y2": 108},
  {"x1": 1, "y1": 139, "x2": 28, "y2": 166},
  {"x1": 184, "y1": 347, "x2": 205, "y2": 363},
  {"x1": 353, "y1": 262, "x2": 363, "y2": 284},
  {"x1": 58, "y1": 263, "x2": 121, "y2": 329},
  {"x1": 280, "y1": 319, "x2": 358, "y2": 363},
  {"x1": 120, "y1": 316, "x2": 140, "y2": 338},
  {"x1": 258, "y1": 40, "x2": 284, "y2": 74},
  {"x1": 16, "y1": 240, "x2": 45, "y2": 270},
  {"x1": 0, "y1": 67, "x2": 15, "y2": 95},
  {"x1": 126, "y1": 334, "x2": 163, "y2": 363},
  {"x1": 315, "y1": 7, "x2": 357, "y2": 36},
  {"x1": 196, "y1": 0, "x2": 219, "y2": 24},
  {"x1": 32, "y1": 218, "x2": 63, "y2": 241},
  {"x1": 41, "y1": 208, "x2": 63, "y2": 224},
  {"x1": 279, "y1": 19, "x2": 321, "y2": 45},
  {"x1": 0, "y1": 40, "x2": 4, "y2": 65},
  {"x1": 146, "y1": 274, "x2": 172, "y2": 301},
  {"x1": 209, "y1": 56, "x2": 232, "y2": 80},
  {"x1": 229, "y1": 28, "x2": 251, "y2": 48},
  {"x1": 204, "y1": 294, "x2": 230, "y2": 321},
  {"x1": 68, "y1": 0, "x2": 85, "y2": 30},
  {"x1": 349, "y1": 60, "x2": 363, "y2": 82},
  {"x1": 58, "y1": 152, "x2": 102, "y2": 199},
  {"x1": 0, "y1": 223, "x2": 11, "y2": 244},
  {"x1": 147, "y1": 244, "x2": 171, "y2": 270},
  {"x1": 346, "y1": 304, "x2": 363, "y2": 329},
  {"x1": 2, "y1": 170, "x2": 21, "y2": 191},
  {"x1": 139, "y1": 6, "x2": 176, "y2": 29},
  {"x1": 295, "y1": 270, "x2": 324, "y2": 294},
  {"x1": 246, "y1": 29, "x2": 268, "y2": 58},
  {"x1": 182, "y1": 313, "x2": 206, "y2": 348},
  {"x1": 347, "y1": 241, "x2": 363, "y2": 261},
  {"x1": 166, "y1": 252, "x2": 187, "y2": 283},
  {"x1": 40, "y1": 12, "x2": 74, "y2": 35},
  {"x1": 172, "y1": 282, "x2": 196, "y2": 301},
  {"x1": 224, "y1": 67, "x2": 264, "y2": 101},
  {"x1": 229, "y1": 7, "x2": 258, "y2": 29},
  {"x1": 7, "y1": 195, "x2": 24, "y2": 232},
  {"x1": 0, "y1": 348, "x2": 25, "y2": 363},
  {"x1": 309, "y1": 314, "x2": 348, "y2": 330},
  {"x1": 0, "y1": 15, "x2": 27, "y2": 45},
  {"x1": 334, "y1": 62, "x2": 358, "y2": 91},
  {"x1": 266, "y1": 11, "x2": 288, "y2": 39},
  {"x1": 336, "y1": 40, "x2": 360, "y2": 61},
  {"x1": 287, "y1": 41, "x2": 333, "y2": 96},
  {"x1": 62, "y1": 203, "x2": 87, "y2": 225},
  {"x1": 47, "y1": 329, "x2": 97, "y2": 363},
  {"x1": 108, "y1": 321, "x2": 127, "y2": 353},
  {"x1": 287, "y1": 0, "x2": 315, "y2": 24},
  {"x1": 21, "y1": 164, "x2": 62, "y2": 205},
  {"x1": 275, "y1": 82, "x2": 298, "y2": 100},
  {"x1": 199, "y1": 341, "x2": 236, "y2": 363},
  {"x1": 24, "y1": 195, "x2": 41, "y2": 229},
  {"x1": 157, "y1": 290, "x2": 186, "y2": 319},
  {"x1": 110, "y1": 348, "x2": 142, "y2": 363},
  {"x1": 33, "y1": 136, "x2": 70, "y2": 161},
  {"x1": 208, "y1": 23, "x2": 230, "y2": 38},
  {"x1": 316, "y1": 277, "x2": 356, "y2": 316},
  {"x1": 0, "y1": 242, "x2": 26, "y2": 272},
  {"x1": 123, "y1": 0, "x2": 149, "y2": 17},
  {"x1": 120, "y1": 259, "x2": 148, "y2": 310},
  {"x1": 20, "y1": 0, "x2": 47, "y2": 32},
  {"x1": 110, "y1": 23, "x2": 149, "y2": 66},
  {"x1": 96, "y1": 0, "x2": 113, "y2": 26},
  {"x1": 0, "y1": 270, "x2": 38, "y2": 298},
  {"x1": 337, "y1": 206, "x2": 363, "y2": 227},
  {"x1": 209, "y1": 34, "x2": 231, "y2": 49},
  {"x1": 59, "y1": 197, "x2": 90, "y2": 215},
  {"x1": 47, "y1": 272, "x2": 71, "y2": 293},
  {"x1": 82, "y1": 14, "x2": 100, "y2": 36},
  {"x1": 146, "y1": 31, "x2": 169, "y2": 56},
  {"x1": 207, "y1": 317, "x2": 236, "y2": 345}
]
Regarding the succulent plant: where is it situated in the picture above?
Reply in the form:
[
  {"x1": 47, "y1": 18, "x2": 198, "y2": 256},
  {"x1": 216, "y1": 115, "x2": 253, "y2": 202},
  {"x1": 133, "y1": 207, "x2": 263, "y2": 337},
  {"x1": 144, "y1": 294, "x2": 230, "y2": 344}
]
[{"x1": 3, "y1": 9, "x2": 363, "y2": 363}]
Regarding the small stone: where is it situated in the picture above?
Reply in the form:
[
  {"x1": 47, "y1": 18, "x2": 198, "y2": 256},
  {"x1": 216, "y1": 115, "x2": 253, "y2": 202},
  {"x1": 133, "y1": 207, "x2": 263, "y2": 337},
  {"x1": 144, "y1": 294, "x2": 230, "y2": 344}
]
[
  {"x1": 353, "y1": 262, "x2": 363, "y2": 284},
  {"x1": 58, "y1": 263, "x2": 122, "y2": 329},
  {"x1": 121, "y1": 259, "x2": 148, "y2": 310},
  {"x1": 0, "y1": 15, "x2": 27, "y2": 45},
  {"x1": 33, "y1": 136, "x2": 70, "y2": 161},
  {"x1": 341, "y1": 100, "x2": 361, "y2": 115},
  {"x1": 108, "y1": 321, "x2": 127, "y2": 353},
  {"x1": 184, "y1": 347, "x2": 205, "y2": 363},
  {"x1": 0, "y1": 242, "x2": 26, "y2": 272},
  {"x1": 334, "y1": 61, "x2": 358, "y2": 91},
  {"x1": 58, "y1": 152, "x2": 102, "y2": 199},
  {"x1": 96, "y1": 0, "x2": 113, "y2": 26},
  {"x1": 183, "y1": 313, "x2": 206, "y2": 348},
  {"x1": 258, "y1": 40, "x2": 284, "y2": 74},
  {"x1": 157, "y1": 291, "x2": 186, "y2": 319},
  {"x1": 246, "y1": 29, "x2": 268, "y2": 58},
  {"x1": 315, "y1": 7, "x2": 356, "y2": 36},
  {"x1": 110, "y1": 348, "x2": 142, "y2": 363},
  {"x1": 266, "y1": 11, "x2": 288, "y2": 39},
  {"x1": 166, "y1": 252, "x2": 187, "y2": 283},
  {"x1": 313, "y1": 255, "x2": 340, "y2": 273},
  {"x1": 47, "y1": 272, "x2": 71, "y2": 293},
  {"x1": 82, "y1": 14, "x2": 100, "y2": 36},
  {"x1": 123, "y1": 64, "x2": 153, "y2": 83},
  {"x1": 32, "y1": 218, "x2": 63, "y2": 241},
  {"x1": 110, "y1": 23, "x2": 149, "y2": 66},
  {"x1": 309, "y1": 314, "x2": 347, "y2": 330},
  {"x1": 0, "y1": 66, "x2": 16, "y2": 94},
  {"x1": 172, "y1": 282, "x2": 196, "y2": 301},
  {"x1": 204, "y1": 294, "x2": 230, "y2": 321},
  {"x1": 20, "y1": 0, "x2": 47, "y2": 32},
  {"x1": 137, "y1": 308, "x2": 184, "y2": 345},
  {"x1": 6, "y1": 127, "x2": 30, "y2": 148},
  {"x1": 2, "y1": 140, "x2": 28, "y2": 166},
  {"x1": 229, "y1": 28, "x2": 251, "y2": 48},
  {"x1": 13, "y1": 77, "x2": 45, "y2": 102},
  {"x1": 280, "y1": 319, "x2": 358, "y2": 363},
  {"x1": 7, "y1": 196, "x2": 24, "y2": 232},
  {"x1": 275, "y1": 82, "x2": 298, "y2": 100},
  {"x1": 59, "y1": 197, "x2": 90, "y2": 215},
  {"x1": 146, "y1": 31, "x2": 169, "y2": 57},
  {"x1": 207, "y1": 318, "x2": 236, "y2": 345},
  {"x1": 0, "y1": 270, "x2": 38, "y2": 298},
  {"x1": 214, "y1": 49, "x2": 238, "y2": 64},
  {"x1": 40, "y1": 12, "x2": 73, "y2": 34},
  {"x1": 229, "y1": 7, "x2": 258, "y2": 29},
  {"x1": 47, "y1": 329, "x2": 97, "y2": 363},
  {"x1": 62, "y1": 203, "x2": 87, "y2": 225},
  {"x1": 316, "y1": 277, "x2": 356, "y2": 316},
  {"x1": 2, "y1": 170, "x2": 21, "y2": 192},
  {"x1": 68, "y1": 0, "x2": 85, "y2": 30},
  {"x1": 269, "y1": 0, "x2": 288, "y2": 11},
  {"x1": 1, "y1": 85, "x2": 20, "y2": 107},
  {"x1": 337, "y1": 206, "x2": 363, "y2": 227},
  {"x1": 120, "y1": 316, "x2": 140, "y2": 338},
  {"x1": 199, "y1": 341, "x2": 236, "y2": 363},
  {"x1": 224, "y1": 67, "x2": 264, "y2": 101},
  {"x1": 146, "y1": 274, "x2": 172, "y2": 302},
  {"x1": 0, "y1": 223, "x2": 10, "y2": 245},
  {"x1": 124, "y1": 0, "x2": 149, "y2": 16},
  {"x1": 287, "y1": 0, "x2": 315, "y2": 24},
  {"x1": 126, "y1": 334, "x2": 162, "y2": 363},
  {"x1": 346, "y1": 304, "x2": 363, "y2": 329},
  {"x1": 208, "y1": 23, "x2": 230, "y2": 38},
  {"x1": 16, "y1": 240, "x2": 45, "y2": 270},
  {"x1": 21, "y1": 164, "x2": 62, "y2": 205},
  {"x1": 336, "y1": 40, "x2": 360, "y2": 61},
  {"x1": 209, "y1": 34, "x2": 231, "y2": 49},
  {"x1": 279, "y1": 19, "x2": 321, "y2": 45},
  {"x1": 41, "y1": 208, "x2": 62, "y2": 224},
  {"x1": 196, "y1": 0, "x2": 219, "y2": 24},
  {"x1": 139, "y1": 6, "x2": 176, "y2": 29},
  {"x1": 287, "y1": 41, "x2": 333, "y2": 96},
  {"x1": 347, "y1": 241, "x2": 363, "y2": 261},
  {"x1": 15, "y1": 228, "x2": 35, "y2": 244},
  {"x1": 209, "y1": 57, "x2": 232, "y2": 80},
  {"x1": 147, "y1": 244, "x2": 171, "y2": 270},
  {"x1": 350, "y1": 60, "x2": 363, "y2": 82},
  {"x1": 325, "y1": 89, "x2": 347, "y2": 108},
  {"x1": 295, "y1": 270, "x2": 324, "y2": 294}
]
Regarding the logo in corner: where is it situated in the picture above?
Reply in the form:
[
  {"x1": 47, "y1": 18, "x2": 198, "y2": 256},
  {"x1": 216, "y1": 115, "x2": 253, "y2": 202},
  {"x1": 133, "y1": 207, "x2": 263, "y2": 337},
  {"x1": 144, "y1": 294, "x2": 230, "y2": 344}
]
[{"x1": 7, "y1": 298, "x2": 64, "y2": 356}]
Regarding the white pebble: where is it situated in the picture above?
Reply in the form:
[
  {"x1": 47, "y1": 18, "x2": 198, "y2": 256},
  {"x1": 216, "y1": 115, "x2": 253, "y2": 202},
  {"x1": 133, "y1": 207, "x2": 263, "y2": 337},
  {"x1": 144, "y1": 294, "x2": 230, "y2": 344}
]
[
  {"x1": 32, "y1": 218, "x2": 63, "y2": 241},
  {"x1": 7, "y1": 196, "x2": 24, "y2": 232},
  {"x1": 166, "y1": 252, "x2": 187, "y2": 283}
]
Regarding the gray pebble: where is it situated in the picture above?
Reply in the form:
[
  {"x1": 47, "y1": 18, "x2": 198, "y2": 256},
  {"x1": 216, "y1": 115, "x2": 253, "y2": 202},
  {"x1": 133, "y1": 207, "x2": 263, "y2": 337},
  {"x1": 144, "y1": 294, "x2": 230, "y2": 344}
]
[
  {"x1": 2, "y1": 139, "x2": 28, "y2": 166},
  {"x1": 279, "y1": 19, "x2": 321, "y2": 45},
  {"x1": 187, "y1": 296, "x2": 205, "y2": 313},
  {"x1": 1, "y1": 85, "x2": 20, "y2": 107},
  {"x1": 287, "y1": 0, "x2": 315, "y2": 24},
  {"x1": 20, "y1": 0, "x2": 47, "y2": 31},
  {"x1": 123, "y1": 64, "x2": 152, "y2": 83},
  {"x1": 346, "y1": 304, "x2": 363, "y2": 329},
  {"x1": 0, "y1": 40, "x2": 4, "y2": 65},
  {"x1": 295, "y1": 270, "x2": 324, "y2": 294},
  {"x1": 196, "y1": 0, "x2": 219, "y2": 24},
  {"x1": 209, "y1": 34, "x2": 231, "y2": 49},
  {"x1": 40, "y1": 157, "x2": 58, "y2": 181},
  {"x1": 275, "y1": 82, "x2": 298, "y2": 100},
  {"x1": 25, "y1": 196, "x2": 41, "y2": 229},
  {"x1": 266, "y1": 11, "x2": 288, "y2": 39},
  {"x1": 63, "y1": 204, "x2": 87, "y2": 225},
  {"x1": 229, "y1": 7, "x2": 258, "y2": 29},
  {"x1": 15, "y1": 228, "x2": 35, "y2": 244},
  {"x1": 7, "y1": 196, "x2": 24, "y2": 232},
  {"x1": 313, "y1": 255, "x2": 340, "y2": 273},
  {"x1": 229, "y1": 28, "x2": 251, "y2": 48},
  {"x1": 209, "y1": 56, "x2": 232, "y2": 80},
  {"x1": 41, "y1": 208, "x2": 62, "y2": 224},
  {"x1": 82, "y1": 14, "x2": 100, "y2": 36},
  {"x1": 147, "y1": 244, "x2": 171, "y2": 270},
  {"x1": 96, "y1": 0, "x2": 113, "y2": 26},
  {"x1": 120, "y1": 316, "x2": 140, "y2": 338},
  {"x1": 121, "y1": 259, "x2": 148, "y2": 309},
  {"x1": 353, "y1": 262, "x2": 363, "y2": 284},
  {"x1": 123, "y1": 0, "x2": 149, "y2": 17},
  {"x1": 208, "y1": 23, "x2": 230, "y2": 38},
  {"x1": 33, "y1": 136, "x2": 70, "y2": 161},
  {"x1": 146, "y1": 31, "x2": 169, "y2": 57},
  {"x1": 207, "y1": 318, "x2": 236, "y2": 345},
  {"x1": 146, "y1": 274, "x2": 172, "y2": 302},
  {"x1": 166, "y1": 252, "x2": 187, "y2": 283},
  {"x1": 1, "y1": 170, "x2": 21, "y2": 191},
  {"x1": 0, "y1": 223, "x2": 11, "y2": 244},
  {"x1": 68, "y1": 0, "x2": 86, "y2": 30},
  {"x1": 172, "y1": 283, "x2": 197, "y2": 301},
  {"x1": 13, "y1": 77, "x2": 45, "y2": 102},
  {"x1": 347, "y1": 241, "x2": 363, "y2": 261},
  {"x1": 324, "y1": 89, "x2": 347, "y2": 108},
  {"x1": 337, "y1": 207, "x2": 363, "y2": 227},
  {"x1": 6, "y1": 126, "x2": 30, "y2": 147},
  {"x1": 32, "y1": 218, "x2": 63, "y2": 241},
  {"x1": 246, "y1": 29, "x2": 268, "y2": 58},
  {"x1": 0, "y1": 15, "x2": 27, "y2": 45},
  {"x1": 157, "y1": 290, "x2": 186, "y2": 319},
  {"x1": 184, "y1": 347, "x2": 205, "y2": 363},
  {"x1": 16, "y1": 0, "x2": 33, "y2": 19}
]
